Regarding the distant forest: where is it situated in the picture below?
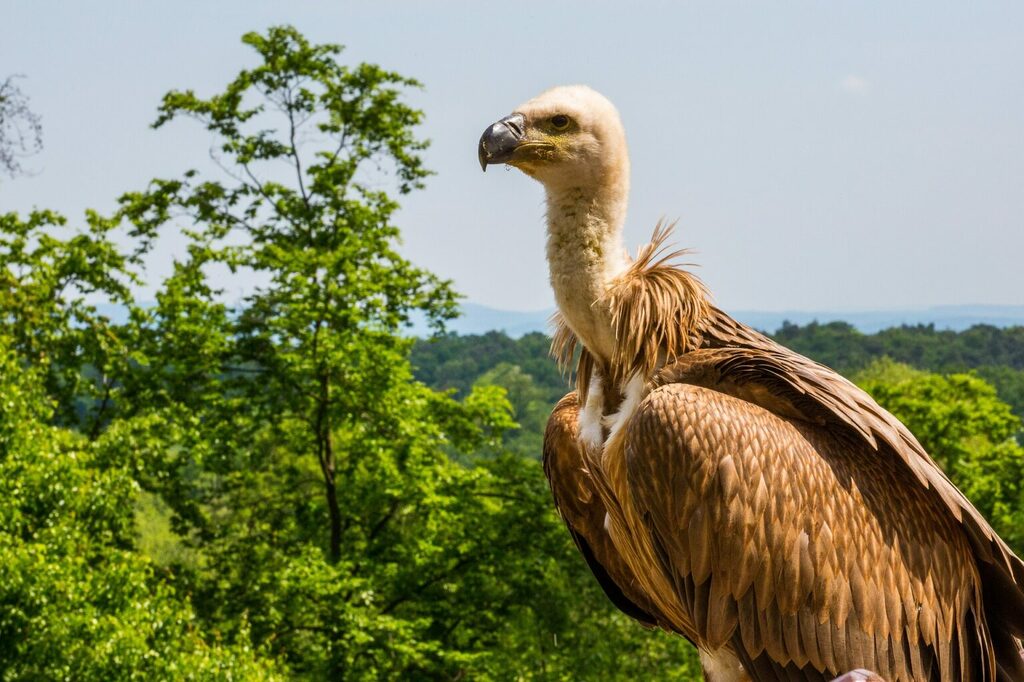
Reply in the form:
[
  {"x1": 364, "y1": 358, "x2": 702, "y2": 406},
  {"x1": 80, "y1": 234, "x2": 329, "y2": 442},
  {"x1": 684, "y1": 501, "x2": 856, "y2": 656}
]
[{"x1": 413, "y1": 321, "x2": 1024, "y2": 457}]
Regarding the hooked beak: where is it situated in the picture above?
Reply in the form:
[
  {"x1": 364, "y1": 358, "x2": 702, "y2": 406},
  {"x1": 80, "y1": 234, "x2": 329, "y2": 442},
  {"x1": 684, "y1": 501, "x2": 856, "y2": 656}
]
[{"x1": 478, "y1": 113, "x2": 525, "y2": 171}]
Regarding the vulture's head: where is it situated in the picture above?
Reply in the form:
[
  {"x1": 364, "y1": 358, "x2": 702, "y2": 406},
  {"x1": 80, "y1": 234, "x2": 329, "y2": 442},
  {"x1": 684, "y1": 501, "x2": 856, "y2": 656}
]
[{"x1": 478, "y1": 85, "x2": 628, "y2": 191}]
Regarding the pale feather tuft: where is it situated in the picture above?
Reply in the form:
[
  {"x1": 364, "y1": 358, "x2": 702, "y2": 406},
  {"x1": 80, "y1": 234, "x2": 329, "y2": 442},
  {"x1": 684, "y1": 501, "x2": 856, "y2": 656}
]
[
  {"x1": 606, "y1": 220, "x2": 710, "y2": 387},
  {"x1": 549, "y1": 220, "x2": 709, "y2": 402}
]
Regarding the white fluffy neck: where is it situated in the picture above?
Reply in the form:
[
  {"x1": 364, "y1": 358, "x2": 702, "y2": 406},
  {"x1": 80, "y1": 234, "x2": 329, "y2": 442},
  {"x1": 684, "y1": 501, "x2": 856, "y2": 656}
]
[{"x1": 544, "y1": 173, "x2": 629, "y2": 363}]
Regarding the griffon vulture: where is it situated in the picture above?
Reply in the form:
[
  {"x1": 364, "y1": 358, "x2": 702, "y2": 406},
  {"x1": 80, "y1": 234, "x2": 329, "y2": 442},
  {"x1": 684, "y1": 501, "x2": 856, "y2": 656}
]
[{"x1": 477, "y1": 86, "x2": 1024, "y2": 682}]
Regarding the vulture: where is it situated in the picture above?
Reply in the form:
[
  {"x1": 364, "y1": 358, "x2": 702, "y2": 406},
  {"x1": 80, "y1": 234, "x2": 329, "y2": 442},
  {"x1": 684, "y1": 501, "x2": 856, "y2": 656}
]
[{"x1": 477, "y1": 85, "x2": 1024, "y2": 682}]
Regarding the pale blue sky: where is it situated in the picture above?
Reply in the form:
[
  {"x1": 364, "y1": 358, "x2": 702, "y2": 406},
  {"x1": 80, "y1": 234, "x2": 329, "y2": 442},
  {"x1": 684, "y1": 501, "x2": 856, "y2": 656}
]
[{"x1": 1, "y1": 1, "x2": 1022, "y2": 312}]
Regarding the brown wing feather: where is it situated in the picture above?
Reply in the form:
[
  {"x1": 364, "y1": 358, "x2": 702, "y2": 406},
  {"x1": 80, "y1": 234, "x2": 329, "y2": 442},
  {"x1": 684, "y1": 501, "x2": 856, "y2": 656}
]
[
  {"x1": 624, "y1": 375, "x2": 991, "y2": 681},
  {"x1": 694, "y1": 309, "x2": 1024, "y2": 628}
]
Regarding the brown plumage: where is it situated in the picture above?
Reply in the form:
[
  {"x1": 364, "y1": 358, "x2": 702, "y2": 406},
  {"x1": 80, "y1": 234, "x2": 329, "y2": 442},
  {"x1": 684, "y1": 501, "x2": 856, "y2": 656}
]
[{"x1": 479, "y1": 85, "x2": 1024, "y2": 681}]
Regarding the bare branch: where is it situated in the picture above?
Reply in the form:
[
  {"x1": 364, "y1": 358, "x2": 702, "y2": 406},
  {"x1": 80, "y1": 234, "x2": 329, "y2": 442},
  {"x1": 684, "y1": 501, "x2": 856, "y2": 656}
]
[
  {"x1": 0, "y1": 75, "x2": 43, "y2": 178},
  {"x1": 283, "y1": 85, "x2": 310, "y2": 208}
]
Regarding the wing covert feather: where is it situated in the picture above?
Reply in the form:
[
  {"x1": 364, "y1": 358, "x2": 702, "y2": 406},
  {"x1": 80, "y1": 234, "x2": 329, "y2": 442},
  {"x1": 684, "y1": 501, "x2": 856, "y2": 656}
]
[
  {"x1": 698, "y1": 309, "x2": 1024, "y2": 582},
  {"x1": 624, "y1": 380, "x2": 988, "y2": 681}
]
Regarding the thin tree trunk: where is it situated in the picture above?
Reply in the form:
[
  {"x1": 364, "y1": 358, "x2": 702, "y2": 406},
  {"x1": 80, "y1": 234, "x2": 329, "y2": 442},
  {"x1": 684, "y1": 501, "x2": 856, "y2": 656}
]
[
  {"x1": 324, "y1": 425, "x2": 341, "y2": 564},
  {"x1": 314, "y1": 371, "x2": 342, "y2": 564}
]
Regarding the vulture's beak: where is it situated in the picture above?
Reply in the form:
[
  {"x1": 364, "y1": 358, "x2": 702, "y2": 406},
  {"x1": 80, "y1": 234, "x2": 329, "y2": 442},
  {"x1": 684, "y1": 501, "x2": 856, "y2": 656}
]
[{"x1": 478, "y1": 113, "x2": 525, "y2": 171}]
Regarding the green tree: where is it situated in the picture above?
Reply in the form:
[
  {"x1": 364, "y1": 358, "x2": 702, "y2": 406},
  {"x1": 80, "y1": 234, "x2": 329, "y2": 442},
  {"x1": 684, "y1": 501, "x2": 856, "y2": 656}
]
[
  {"x1": 118, "y1": 25, "x2": 457, "y2": 562},
  {"x1": 773, "y1": 321, "x2": 873, "y2": 371},
  {"x1": 0, "y1": 334, "x2": 281, "y2": 679},
  {"x1": 975, "y1": 365, "x2": 1024, "y2": 425},
  {"x1": 0, "y1": 210, "x2": 141, "y2": 434},
  {"x1": 473, "y1": 361, "x2": 553, "y2": 457},
  {"x1": 414, "y1": 331, "x2": 569, "y2": 404},
  {"x1": 111, "y1": 26, "x2": 701, "y2": 679}
]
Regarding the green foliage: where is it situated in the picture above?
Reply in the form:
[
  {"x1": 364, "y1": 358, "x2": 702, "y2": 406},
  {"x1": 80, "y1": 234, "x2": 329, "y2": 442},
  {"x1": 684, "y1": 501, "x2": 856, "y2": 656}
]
[
  {"x1": 975, "y1": 365, "x2": 1024, "y2": 426},
  {"x1": 413, "y1": 332, "x2": 576, "y2": 458},
  {"x1": 413, "y1": 332, "x2": 567, "y2": 402},
  {"x1": 1, "y1": 26, "x2": 701, "y2": 680},
  {"x1": 118, "y1": 25, "x2": 459, "y2": 573},
  {"x1": 0, "y1": 209, "x2": 140, "y2": 433},
  {"x1": 472, "y1": 362, "x2": 554, "y2": 457},
  {"x1": 772, "y1": 321, "x2": 874, "y2": 371},
  {"x1": 0, "y1": 347, "x2": 281, "y2": 681},
  {"x1": 856, "y1": 359, "x2": 1019, "y2": 470}
]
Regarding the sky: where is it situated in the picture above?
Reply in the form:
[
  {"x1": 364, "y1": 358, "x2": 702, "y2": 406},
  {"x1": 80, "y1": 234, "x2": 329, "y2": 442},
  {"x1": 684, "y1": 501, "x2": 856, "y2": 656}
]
[{"x1": 1, "y1": 1, "x2": 1022, "y2": 313}]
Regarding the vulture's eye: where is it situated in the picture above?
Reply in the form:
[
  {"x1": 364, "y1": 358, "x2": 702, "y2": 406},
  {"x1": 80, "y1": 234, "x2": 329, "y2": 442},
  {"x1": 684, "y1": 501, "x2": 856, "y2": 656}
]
[{"x1": 550, "y1": 115, "x2": 571, "y2": 131}]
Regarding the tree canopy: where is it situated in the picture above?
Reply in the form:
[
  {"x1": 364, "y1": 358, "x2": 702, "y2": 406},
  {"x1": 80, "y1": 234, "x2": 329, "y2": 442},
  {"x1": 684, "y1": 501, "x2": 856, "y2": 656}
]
[{"x1": 0, "y1": 27, "x2": 703, "y2": 680}]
